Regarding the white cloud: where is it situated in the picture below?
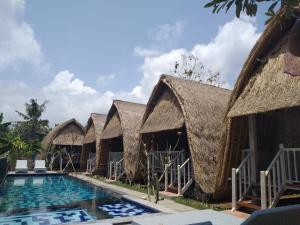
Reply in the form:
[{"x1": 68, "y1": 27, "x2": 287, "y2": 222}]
[
  {"x1": 0, "y1": 0, "x2": 46, "y2": 72},
  {"x1": 132, "y1": 16, "x2": 261, "y2": 100},
  {"x1": 0, "y1": 16, "x2": 260, "y2": 127},
  {"x1": 152, "y1": 22, "x2": 184, "y2": 44},
  {"x1": 97, "y1": 73, "x2": 116, "y2": 86},
  {"x1": 133, "y1": 47, "x2": 160, "y2": 57},
  {"x1": 43, "y1": 70, "x2": 96, "y2": 95}
]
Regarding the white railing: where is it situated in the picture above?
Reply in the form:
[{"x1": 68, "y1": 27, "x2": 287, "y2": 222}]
[
  {"x1": 86, "y1": 158, "x2": 96, "y2": 174},
  {"x1": 163, "y1": 152, "x2": 185, "y2": 190},
  {"x1": 232, "y1": 150, "x2": 255, "y2": 211},
  {"x1": 86, "y1": 153, "x2": 96, "y2": 174},
  {"x1": 151, "y1": 151, "x2": 184, "y2": 173},
  {"x1": 177, "y1": 157, "x2": 193, "y2": 195},
  {"x1": 109, "y1": 152, "x2": 123, "y2": 163},
  {"x1": 109, "y1": 157, "x2": 125, "y2": 181},
  {"x1": 261, "y1": 144, "x2": 286, "y2": 209},
  {"x1": 88, "y1": 153, "x2": 96, "y2": 160},
  {"x1": 284, "y1": 148, "x2": 300, "y2": 183}
]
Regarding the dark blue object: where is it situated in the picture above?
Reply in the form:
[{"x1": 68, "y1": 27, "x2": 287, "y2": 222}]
[{"x1": 241, "y1": 204, "x2": 300, "y2": 225}]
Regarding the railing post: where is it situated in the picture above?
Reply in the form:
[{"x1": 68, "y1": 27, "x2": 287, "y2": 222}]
[
  {"x1": 164, "y1": 164, "x2": 168, "y2": 192},
  {"x1": 114, "y1": 162, "x2": 117, "y2": 181},
  {"x1": 232, "y1": 168, "x2": 237, "y2": 211},
  {"x1": 178, "y1": 165, "x2": 182, "y2": 195},
  {"x1": 260, "y1": 171, "x2": 267, "y2": 209},
  {"x1": 279, "y1": 144, "x2": 286, "y2": 188},
  {"x1": 109, "y1": 162, "x2": 112, "y2": 180}
]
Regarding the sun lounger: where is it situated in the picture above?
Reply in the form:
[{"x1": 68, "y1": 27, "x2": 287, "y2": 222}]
[
  {"x1": 13, "y1": 177, "x2": 26, "y2": 186},
  {"x1": 33, "y1": 177, "x2": 44, "y2": 185},
  {"x1": 34, "y1": 160, "x2": 47, "y2": 172},
  {"x1": 15, "y1": 160, "x2": 28, "y2": 173}
]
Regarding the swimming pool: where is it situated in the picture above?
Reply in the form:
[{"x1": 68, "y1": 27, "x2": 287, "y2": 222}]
[{"x1": 0, "y1": 175, "x2": 157, "y2": 225}]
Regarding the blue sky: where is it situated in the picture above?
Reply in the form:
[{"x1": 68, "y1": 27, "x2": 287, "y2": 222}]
[{"x1": 0, "y1": 0, "x2": 268, "y2": 126}]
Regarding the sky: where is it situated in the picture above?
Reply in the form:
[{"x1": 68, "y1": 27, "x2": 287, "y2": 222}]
[{"x1": 0, "y1": 0, "x2": 268, "y2": 127}]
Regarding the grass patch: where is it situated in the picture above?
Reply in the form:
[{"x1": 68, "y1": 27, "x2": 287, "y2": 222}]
[
  {"x1": 87, "y1": 174, "x2": 153, "y2": 195},
  {"x1": 172, "y1": 197, "x2": 226, "y2": 211}
]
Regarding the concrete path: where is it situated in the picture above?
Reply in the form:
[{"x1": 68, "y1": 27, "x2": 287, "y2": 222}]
[{"x1": 71, "y1": 173, "x2": 194, "y2": 213}]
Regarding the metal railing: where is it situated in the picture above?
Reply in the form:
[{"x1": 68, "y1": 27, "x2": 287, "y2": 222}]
[
  {"x1": 177, "y1": 157, "x2": 193, "y2": 195},
  {"x1": 232, "y1": 150, "x2": 255, "y2": 211}
]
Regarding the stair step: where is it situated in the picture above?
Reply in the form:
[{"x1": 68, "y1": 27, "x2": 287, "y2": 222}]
[
  {"x1": 244, "y1": 195, "x2": 261, "y2": 200},
  {"x1": 238, "y1": 200, "x2": 261, "y2": 210},
  {"x1": 286, "y1": 183, "x2": 300, "y2": 190}
]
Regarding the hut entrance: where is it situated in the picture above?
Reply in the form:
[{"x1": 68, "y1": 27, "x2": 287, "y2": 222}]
[
  {"x1": 49, "y1": 145, "x2": 82, "y2": 171},
  {"x1": 102, "y1": 136, "x2": 125, "y2": 181},
  {"x1": 232, "y1": 107, "x2": 300, "y2": 210},
  {"x1": 143, "y1": 127, "x2": 193, "y2": 195},
  {"x1": 82, "y1": 142, "x2": 97, "y2": 173}
]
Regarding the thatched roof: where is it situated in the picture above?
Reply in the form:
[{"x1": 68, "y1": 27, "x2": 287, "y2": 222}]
[
  {"x1": 215, "y1": 15, "x2": 300, "y2": 197},
  {"x1": 41, "y1": 119, "x2": 84, "y2": 158},
  {"x1": 227, "y1": 16, "x2": 299, "y2": 117},
  {"x1": 140, "y1": 75, "x2": 231, "y2": 194},
  {"x1": 83, "y1": 113, "x2": 106, "y2": 144},
  {"x1": 97, "y1": 100, "x2": 146, "y2": 180}
]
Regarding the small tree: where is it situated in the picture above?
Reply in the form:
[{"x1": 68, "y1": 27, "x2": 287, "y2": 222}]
[{"x1": 171, "y1": 54, "x2": 224, "y2": 87}]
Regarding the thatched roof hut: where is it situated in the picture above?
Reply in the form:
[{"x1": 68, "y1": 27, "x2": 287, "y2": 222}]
[
  {"x1": 80, "y1": 113, "x2": 106, "y2": 170},
  {"x1": 140, "y1": 75, "x2": 231, "y2": 194},
  {"x1": 215, "y1": 15, "x2": 300, "y2": 198},
  {"x1": 40, "y1": 118, "x2": 84, "y2": 159},
  {"x1": 96, "y1": 100, "x2": 146, "y2": 180}
]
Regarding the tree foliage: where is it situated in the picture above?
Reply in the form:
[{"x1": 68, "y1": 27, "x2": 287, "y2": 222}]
[
  {"x1": 204, "y1": 0, "x2": 300, "y2": 24},
  {"x1": 171, "y1": 54, "x2": 224, "y2": 87},
  {"x1": 15, "y1": 99, "x2": 49, "y2": 142}
]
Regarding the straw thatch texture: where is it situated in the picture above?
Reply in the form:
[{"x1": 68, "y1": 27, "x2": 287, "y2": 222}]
[
  {"x1": 140, "y1": 75, "x2": 231, "y2": 194},
  {"x1": 100, "y1": 112, "x2": 122, "y2": 139},
  {"x1": 80, "y1": 113, "x2": 106, "y2": 170},
  {"x1": 140, "y1": 87, "x2": 184, "y2": 133},
  {"x1": 215, "y1": 16, "x2": 300, "y2": 197},
  {"x1": 40, "y1": 119, "x2": 84, "y2": 159},
  {"x1": 96, "y1": 100, "x2": 146, "y2": 180}
]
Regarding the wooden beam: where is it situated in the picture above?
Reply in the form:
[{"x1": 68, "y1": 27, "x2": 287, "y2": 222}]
[{"x1": 249, "y1": 114, "x2": 258, "y2": 183}]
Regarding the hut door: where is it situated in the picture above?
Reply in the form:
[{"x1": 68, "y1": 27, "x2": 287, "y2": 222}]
[{"x1": 256, "y1": 113, "x2": 279, "y2": 171}]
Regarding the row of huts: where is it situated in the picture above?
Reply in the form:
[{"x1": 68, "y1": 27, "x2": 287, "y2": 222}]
[{"x1": 41, "y1": 15, "x2": 300, "y2": 210}]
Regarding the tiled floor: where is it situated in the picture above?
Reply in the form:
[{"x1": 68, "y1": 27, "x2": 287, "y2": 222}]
[
  {"x1": 0, "y1": 209, "x2": 93, "y2": 225},
  {"x1": 98, "y1": 202, "x2": 154, "y2": 218}
]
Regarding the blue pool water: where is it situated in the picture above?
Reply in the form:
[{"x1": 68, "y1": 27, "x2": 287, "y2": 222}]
[{"x1": 0, "y1": 175, "x2": 156, "y2": 225}]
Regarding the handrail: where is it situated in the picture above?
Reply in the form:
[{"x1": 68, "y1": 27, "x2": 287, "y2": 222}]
[
  {"x1": 266, "y1": 147, "x2": 284, "y2": 175},
  {"x1": 261, "y1": 144, "x2": 286, "y2": 209},
  {"x1": 178, "y1": 157, "x2": 193, "y2": 195},
  {"x1": 237, "y1": 151, "x2": 252, "y2": 172},
  {"x1": 232, "y1": 151, "x2": 254, "y2": 211},
  {"x1": 180, "y1": 156, "x2": 191, "y2": 169}
]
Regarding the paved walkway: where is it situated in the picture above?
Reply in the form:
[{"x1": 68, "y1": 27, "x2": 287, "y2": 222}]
[{"x1": 71, "y1": 173, "x2": 194, "y2": 213}]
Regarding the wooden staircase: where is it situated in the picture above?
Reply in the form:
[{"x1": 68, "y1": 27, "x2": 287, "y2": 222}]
[{"x1": 233, "y1": 145, "x2": 300, "y2": 211}]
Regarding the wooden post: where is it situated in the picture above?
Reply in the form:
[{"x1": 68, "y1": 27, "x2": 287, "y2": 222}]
[
  {"x1": 249, "y1": 114, "x2": 258, "y2": 183},
  {"x1": 177, "y1": 165, "x2": 182, "y2": 195},
  {"x1": 279, "y1": 144, "x2": 286, "y2": 189},
  {"x1": 164, "y1": 164, "x2": 168, "y2": 192},
  {"x1": 114, "y1": 162, "x2": 117, "y2": 181},
  {"x1": 232, "y1": 168, "x2": 237, "y2": 211},
  {"x1": 109, "y1": 162, "x2": 112, "y2": 180},
  {"x1": 260, "y1": 171, "x2": 267, "y2": 209},
  {"x1": 59, "y1": 155, "x2": 63, "y2": 172},
  {"x1": 147, "y1": 152, "x2": 151, "y2": 201}
]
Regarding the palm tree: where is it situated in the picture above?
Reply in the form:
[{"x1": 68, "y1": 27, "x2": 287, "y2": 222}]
[{"x1": 15, "y1": 99, "x2": 49, "y2": 142}]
